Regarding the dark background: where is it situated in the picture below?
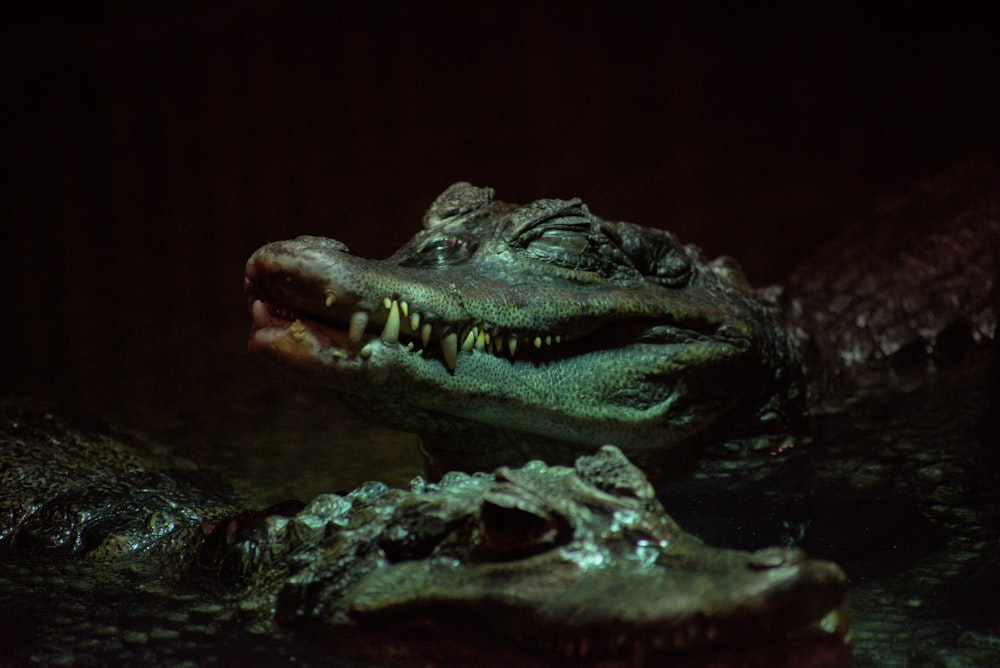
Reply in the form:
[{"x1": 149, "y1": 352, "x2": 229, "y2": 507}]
[{"x1": 3, "y1": 2, "x2": 999, "y2": 494}]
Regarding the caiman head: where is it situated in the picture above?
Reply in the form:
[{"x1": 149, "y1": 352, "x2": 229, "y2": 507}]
[
  {"x1": 245, "y1": 182, "x2": 801, "y2": 477},
  {"x1": 233, "y1": 447, "x2": 848, "y2": 666}
]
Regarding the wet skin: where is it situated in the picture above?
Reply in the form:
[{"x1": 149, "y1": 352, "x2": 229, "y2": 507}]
[{"x1": 245, "y1": 182, "x2": 801, "y2": 478}]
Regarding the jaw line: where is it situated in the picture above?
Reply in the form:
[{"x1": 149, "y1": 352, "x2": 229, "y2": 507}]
[
  {"x1": 249, "y1": 296, "x2": 714, "y2": 377},
  {"x1": 248, "y1": 310, "x2": 738, "y2": 454}
]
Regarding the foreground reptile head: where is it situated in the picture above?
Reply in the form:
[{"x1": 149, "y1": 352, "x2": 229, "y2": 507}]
[
  {"x1": 2, "y1": 404, "x2": 848, "y2": 666},
  {"x1": 245, "y1": 182, "x2": 801, "y2": 475},
  {"x1": 224, "y1": 445, "x2": 848, "y2": 666}
]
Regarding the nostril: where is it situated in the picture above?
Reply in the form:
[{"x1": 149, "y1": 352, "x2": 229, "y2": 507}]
[
  {"x1": 749, "y1": 546, "x2": 805, "y2": 569},
  {"x1": 294, "y1": 235, "x2": 350, "y2": 254}
]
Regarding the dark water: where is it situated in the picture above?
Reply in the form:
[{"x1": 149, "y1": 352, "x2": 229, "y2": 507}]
[{"x1": 660, "y1": 360, "x2": 1000, "y2": 667}]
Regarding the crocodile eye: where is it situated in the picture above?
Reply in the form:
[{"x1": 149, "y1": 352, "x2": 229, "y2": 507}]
[
  {"x1": 525, "y1": 228, "x2": 590, "y2": 258},
  {"x1": 379, "y1": 501, "x2": 454, "y2": 562},
  {"x1": 400, "y1": 236, "x2": 479, "y2": 268},
  {"x1": 521, "y1": 225, "x2": 623, "y2": 276},
  {"x1": 475, "y1": 494, "x2": 569, "y2": 560}
]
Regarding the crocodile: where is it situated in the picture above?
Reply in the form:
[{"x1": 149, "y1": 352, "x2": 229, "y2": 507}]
[
  {"x1": 0, "y1": 401, "x2": 848, "y2": 666},
  {"x1": 244, "y1": 182, "x2": 802, "y2": 479},
  {"x1": 2, "y1": 164, "x2": 995, "y2": 666},
  {"x1": 243, "y1": 163, "x2": 1000, "y2": 666},
  {"x1": 244, "y1": 164, "x2": 998, "y2": 480}
]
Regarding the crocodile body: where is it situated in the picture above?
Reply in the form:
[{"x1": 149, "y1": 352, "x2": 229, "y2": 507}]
[{"x1": 0, "y1": 402, "x2": 848, "y2": 666}]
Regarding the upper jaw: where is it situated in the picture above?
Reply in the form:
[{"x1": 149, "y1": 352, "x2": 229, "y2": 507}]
[{"x1": 244, "y1": 239, "x2": 710, "y2": 373}]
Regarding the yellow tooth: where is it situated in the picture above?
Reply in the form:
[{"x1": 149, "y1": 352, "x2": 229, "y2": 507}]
[
  {"x1": 474, "y1": 329, "x2": 487, "y2": 351},
  {"x1": 441, "y1": 332, "x2": 458, "y2": 370},
  {"x1": 359, "y1": 343, "x2": 373, "y2": 358},
  {"x1": 381, "y1": 300, "x2": 400, "y2": 344},
  {"x1": 493, "y1": 335, "x2": 504, "y2": 354},
  {"x1": 400, "y1": 300, "x2": 409, "y2": 318},
  {"x1": 324, "y1": 292, "x2": 336, "y2": 307},
  {"x1": 545, "y1": 335, "x2": 552, "y2": 346},
  {"x1": 461, "y1": 328, "x2": 476, "y2": 353},
  {"x1": 533, "y1": 336, "x2": 542, "y2": 349},
  {"x1": 349, "y1": 311, "x2": 369, "y2": 345},
  {"x1": 382, "y1": 297, "x2": 392, "y2": 309},
  {"x1": 421, "y1": 323, "x2": 432, "y2": 348},
  {"x1": 410, "y1": 311, "x2": 420, "y2": 331},
  {"x1": 508, "y1": 335, "x2": 518, "y2": 357},
  {"x1": 555, "y1": 335, "x2": 562, "y2": 343}
]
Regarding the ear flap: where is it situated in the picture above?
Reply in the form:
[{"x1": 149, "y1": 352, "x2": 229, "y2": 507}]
[
  {"x1": 574, "y1": 445, "x2": 655, "y2": 504},
  {"x1": 423, "y1": 182, "x2": 495, "y2": 229},
  {"x1": 610, "y1": 222, "x2": 693, "y2": 287}
]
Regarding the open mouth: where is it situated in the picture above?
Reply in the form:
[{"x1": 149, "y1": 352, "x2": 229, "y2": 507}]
[
  {"x1": 248, "y1": 288, "x2": 702, "y2": 375},
  {"x1": 248, "y1": 293, "x2": 584, "y2": 372}
]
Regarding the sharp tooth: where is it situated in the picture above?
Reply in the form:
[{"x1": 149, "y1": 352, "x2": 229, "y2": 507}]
[
  {"x1": 359, "y1": 343, "x2": 373, "y2": 358},
  {"x1": 421, "y1": 323, "x2": 432, "y2": 348},
  {"x1": 555, "y1": 335, "x2": 562, "y2": 343},
  {"x1": 251, "y1": 300, "x2": 270, "y2": 327},
  {"x1": 461, "y1": 328, "x2": 476, "y2": 353},
  {"x1": 381, "y1": 300, "x2": 401, "y2": 344},
  {"x1": 533, "y1": 336, "x2": 542, "y2": 349},
  {"x1": 349, "y1": 311, "x2": 369, "y2": 345},
  {"x1": 382, "y1": 297, "x2": 392, "y2": 309},
  {"x1": 493, "y1": 335, "x2": 504, "y2": 354},
  {"x1": 324, "y1": 291, "x2": 336, "y2": 307},
  {"x1": 508, "y1": 335, "x2": 518, "y2": 357},
  {"x1": 441, "y1": 332, "x2": 458, "y2": 370},
  {"x1": 410, "y1": 311, "x2": 420, "y2": 331},
  {"x1": 545, "y1": 335, "x2": 552, "y2": 346},
  {"x1": 399, "y1": 300, "x2": 409, "y2": 318},
  {"x1": 474, "y1": 329, "x2": 487, "y2": 351}
]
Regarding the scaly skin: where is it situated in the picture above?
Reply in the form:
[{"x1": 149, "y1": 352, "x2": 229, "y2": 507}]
[
  {"x1": 0, "y1": 401, "x2": 242, "y2": 566},
  {"x1": 233, "y1": 445, "x2": 848, "y2": 666},
  {"x1": 245, "y1": 182, "x2": 802, "y2": 477}
]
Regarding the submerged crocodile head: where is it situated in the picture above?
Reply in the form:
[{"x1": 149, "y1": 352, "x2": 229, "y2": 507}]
[
  {"x1": 230, "y1": 446, "x2": 848, "y2": 666},
  {"x1": 245, "y1": 183, "x2": 801, "y2": 476}
]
